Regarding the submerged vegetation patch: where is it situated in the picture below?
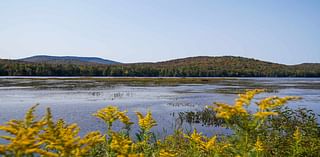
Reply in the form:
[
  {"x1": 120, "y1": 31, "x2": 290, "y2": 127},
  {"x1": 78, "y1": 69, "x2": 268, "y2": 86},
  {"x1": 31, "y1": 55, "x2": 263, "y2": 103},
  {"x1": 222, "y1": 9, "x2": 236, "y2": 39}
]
[
  {"x1": 212, "y1": 87, "x2": 278, "y2": 94},
  {"x1": 0, "y1": 77, "x2": 233, "y2": 89},
  {"x1": 0, "y1": 89, "x2": 319, "y2": 157},
  {"x1": 1, "y1": 77, "x2": 319, "y2": 92}
]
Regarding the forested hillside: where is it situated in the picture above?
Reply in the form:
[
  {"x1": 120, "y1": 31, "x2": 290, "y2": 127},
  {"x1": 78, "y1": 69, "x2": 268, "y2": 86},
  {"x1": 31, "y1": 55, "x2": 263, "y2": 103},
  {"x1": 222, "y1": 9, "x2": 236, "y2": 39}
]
[
  {"x1": 0, "y1": 56, "x2": 319, "y2": 77},
  {"x1": 20, "y1": 55, "x2": 120, "y2": 65}
]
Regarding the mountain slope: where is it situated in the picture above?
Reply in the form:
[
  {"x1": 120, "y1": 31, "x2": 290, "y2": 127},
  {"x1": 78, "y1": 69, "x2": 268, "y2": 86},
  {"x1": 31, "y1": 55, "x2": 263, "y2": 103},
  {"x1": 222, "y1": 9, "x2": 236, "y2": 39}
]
[
  {"x1": 0, "y1": 56, "x2": 319, "y2": 77},
  {"x1": 20, "y1": 55, "x2": 121, "y2": 65},
  {"x1": 154, "y1": 56, "x2": 285, "y2": 68},
  {"x1": 124, "y1": 56, "x2": 290, "y2": 77}
]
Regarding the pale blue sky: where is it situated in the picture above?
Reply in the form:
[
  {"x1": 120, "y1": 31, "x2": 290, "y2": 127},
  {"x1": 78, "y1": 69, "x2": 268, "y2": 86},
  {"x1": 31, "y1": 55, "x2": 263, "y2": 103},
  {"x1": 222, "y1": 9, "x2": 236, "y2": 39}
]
[{"x1": 0, "y1": 0, "x2": 319, "y2": 64}]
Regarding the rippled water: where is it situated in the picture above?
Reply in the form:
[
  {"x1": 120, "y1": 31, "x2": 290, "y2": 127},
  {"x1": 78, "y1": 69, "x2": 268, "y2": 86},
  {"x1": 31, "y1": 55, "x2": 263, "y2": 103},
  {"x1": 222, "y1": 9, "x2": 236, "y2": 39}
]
[{"x1": 0, "y1": 77, "x2": 319, "y2": 142}]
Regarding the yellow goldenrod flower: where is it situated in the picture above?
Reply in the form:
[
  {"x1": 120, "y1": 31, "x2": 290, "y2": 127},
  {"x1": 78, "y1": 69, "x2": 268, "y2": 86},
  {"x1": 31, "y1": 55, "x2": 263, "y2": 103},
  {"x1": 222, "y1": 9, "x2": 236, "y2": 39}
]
[
  {"x1": 255, "y1": 137, "x2": 264, "y2": 152},
  {"x1": 118, "y1": 111, "x2": 133, "y2": 126},
  {"x1": 204, "y1": 135, "x2": 217, "y2": 151},
  {"x1": 25, "y1": 149, "x2": 58, "y2": 157},
  {"x1": 293, "y1": 127, "x2": 302, "y2": 142},
  {"x1": 184, "y1": 129, "x2": 203, "y2": 144},
  {"x1": 93, "y1": 106, "x2": 120, "y2": 124},
  {"x1": 257, "y1": 96, "x2": 301, "y2": 110},
  {"x1": 236, "y1": 89, "x2": 265, "y2": 106},
  {"x1": 253, "y1": 111, "x2": 278, "y2": 118},
  {"x1": 211, "y1": 90, "x2": 300, "y2": 122},
  {"x1": 78, "y1": 131, "x2": 105, "y2": 155},
  {"x1": 110, "y1": 132, "x2": 134, "y2": 155},
  {"x1": 213, "y1": 102, "x2": 247, "y2": 119},
  {"x1": 159, "y1": 149, "x2": 178, "y2": 157},
  {"x1": 136, "y1": 111, "x2": 157, "y2": 131},
  {"x1": 208, "y1": 89, "x2": 265, "y2": 120},
  {"x1": 185, "y1": 129, "x2": 217, "y2": 152},
  {"x1": 93, "y1": 106, "x2": 133, "y2": 130},
  {"x1": 41, "y1": 109, "x2": 104, "y2": 157},
  {"x1": 0, "y1": 105, "x2": 52, "y2": 156}
]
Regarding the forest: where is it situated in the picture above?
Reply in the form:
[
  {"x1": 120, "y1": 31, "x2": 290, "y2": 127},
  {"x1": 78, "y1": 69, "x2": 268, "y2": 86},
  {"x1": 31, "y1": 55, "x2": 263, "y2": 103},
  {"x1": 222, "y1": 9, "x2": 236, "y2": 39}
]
[{"x1": 0, "y1": 56, "x2": 319, "y2": 77}]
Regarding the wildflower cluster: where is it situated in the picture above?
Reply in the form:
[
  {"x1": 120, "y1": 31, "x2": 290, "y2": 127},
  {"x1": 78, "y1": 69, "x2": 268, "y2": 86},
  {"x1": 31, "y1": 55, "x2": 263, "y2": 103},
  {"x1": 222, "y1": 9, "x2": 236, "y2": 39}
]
[
  {"x1": 136, "y1": 111, "x2": 157, "y2": 132},
  {"x1": 254, "y1": 96, "x2": 301, "y2": 118},
  {"x1": 92, "y1": 106, "x2": 159, "y2": 156},
  {"x1": 210, "y1": 89, "x2": 265, "y2": 119},
  {"x1": 206, "y1": 89, "x2": 302, "y2": 156},
  {"x1": 0, "y1": 105, "x2": 103, "y2": 157},
  {"x1": 254, "y1": 137, "x2": 264, "y2": 152},
  {"x1": 93, "y1": 106, "x2": 133, "y2": 130},
  {"x1": 184, "y1": 129, "x2": 217, "y2": 153},
  {"x1": 109, "y1": 132, "x2": 135, "y2": 156}
]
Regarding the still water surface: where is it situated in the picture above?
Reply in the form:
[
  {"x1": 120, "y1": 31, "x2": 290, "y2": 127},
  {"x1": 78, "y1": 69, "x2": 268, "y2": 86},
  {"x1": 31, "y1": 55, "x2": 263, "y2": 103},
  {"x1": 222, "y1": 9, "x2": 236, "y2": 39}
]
[{"x1": 0, "y1": 77, "x2": 319, "y2": 142}]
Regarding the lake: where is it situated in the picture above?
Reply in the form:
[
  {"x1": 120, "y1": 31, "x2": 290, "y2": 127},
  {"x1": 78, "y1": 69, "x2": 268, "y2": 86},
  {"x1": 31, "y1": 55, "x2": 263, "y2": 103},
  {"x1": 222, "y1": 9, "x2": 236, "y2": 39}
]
[{"x1": 0, "y1": 77, "x2": 319, "y2": 142}]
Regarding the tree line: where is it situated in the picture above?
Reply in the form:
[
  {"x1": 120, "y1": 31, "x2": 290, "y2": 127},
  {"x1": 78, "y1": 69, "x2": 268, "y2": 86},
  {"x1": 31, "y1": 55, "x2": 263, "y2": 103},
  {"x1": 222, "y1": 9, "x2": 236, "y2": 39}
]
[{"x1": 0, "y1": 57, "x2": 319, "y2": 77}]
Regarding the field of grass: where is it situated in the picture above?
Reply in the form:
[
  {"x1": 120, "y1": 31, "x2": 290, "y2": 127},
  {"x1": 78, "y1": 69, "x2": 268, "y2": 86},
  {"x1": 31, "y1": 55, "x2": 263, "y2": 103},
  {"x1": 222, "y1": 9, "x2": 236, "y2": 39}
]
[{"x1": 0, "y1": 89, "x2": 319, "y2": 157}]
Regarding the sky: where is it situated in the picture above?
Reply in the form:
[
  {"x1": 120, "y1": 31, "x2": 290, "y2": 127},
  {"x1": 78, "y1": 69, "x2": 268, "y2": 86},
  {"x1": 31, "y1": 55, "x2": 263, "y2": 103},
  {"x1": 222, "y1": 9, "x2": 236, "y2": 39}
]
[{"x1": 0, "y1": 0, "x2": 319, "y2": 64}]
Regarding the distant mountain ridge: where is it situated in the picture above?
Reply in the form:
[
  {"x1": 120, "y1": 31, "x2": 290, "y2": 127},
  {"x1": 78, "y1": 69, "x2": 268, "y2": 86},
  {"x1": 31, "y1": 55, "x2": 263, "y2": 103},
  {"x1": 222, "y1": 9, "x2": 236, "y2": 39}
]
[
  {"x1": 0, "y1": 55, "x2": 319, "y2": 77},
  {"x1": 20, "y1": 55, "x2": 121, "y2": 65}
]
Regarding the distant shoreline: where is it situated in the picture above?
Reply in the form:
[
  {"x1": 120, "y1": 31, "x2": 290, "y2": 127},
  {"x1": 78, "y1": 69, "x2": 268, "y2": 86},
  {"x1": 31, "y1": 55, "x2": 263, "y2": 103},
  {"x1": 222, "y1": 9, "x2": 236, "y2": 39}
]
[{"x1": 0, "y1": 76, "x2": 320, "y2": 79}]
